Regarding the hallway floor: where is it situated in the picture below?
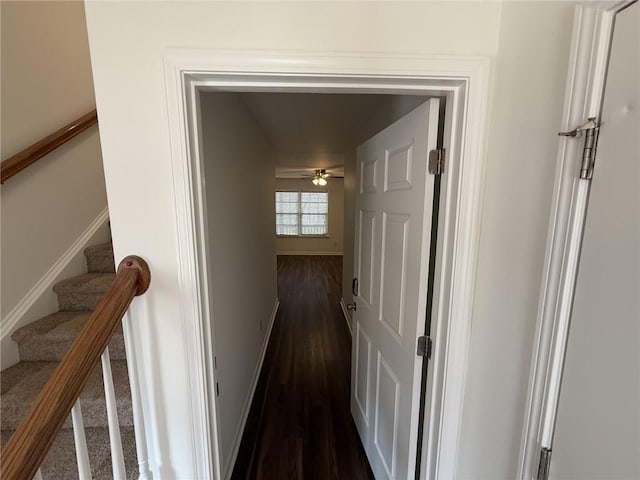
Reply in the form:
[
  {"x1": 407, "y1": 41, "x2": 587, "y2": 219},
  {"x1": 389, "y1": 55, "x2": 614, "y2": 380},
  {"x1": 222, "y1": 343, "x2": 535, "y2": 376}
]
[{"x1": 231, "y1": 255, "x2": 374, "y2": 480}]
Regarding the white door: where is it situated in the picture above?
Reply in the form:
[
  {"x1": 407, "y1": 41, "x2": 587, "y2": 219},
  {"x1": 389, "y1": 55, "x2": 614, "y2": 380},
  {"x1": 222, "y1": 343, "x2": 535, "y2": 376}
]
[
  {"x1": 350, "y1": 98, "x2": 440, "y2": 480},
  {"x1": 550, "y1": 3, "x2": 639, "y2": 478}
]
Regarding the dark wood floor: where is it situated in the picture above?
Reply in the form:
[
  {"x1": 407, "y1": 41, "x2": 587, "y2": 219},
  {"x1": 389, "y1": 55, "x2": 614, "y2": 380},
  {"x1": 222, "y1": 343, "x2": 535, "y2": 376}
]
[{"x1": 231, "y1": 256, "x2": 374, "y2": 480}]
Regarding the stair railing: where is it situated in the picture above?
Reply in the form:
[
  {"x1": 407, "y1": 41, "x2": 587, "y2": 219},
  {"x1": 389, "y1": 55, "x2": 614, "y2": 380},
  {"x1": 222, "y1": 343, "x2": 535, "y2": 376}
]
[
  {"x1": 0, "y1": 256, "x2": 151, "y2": 480},
  {"x1": 1, "y1": 109, "x2": 98, "y2": 183}
]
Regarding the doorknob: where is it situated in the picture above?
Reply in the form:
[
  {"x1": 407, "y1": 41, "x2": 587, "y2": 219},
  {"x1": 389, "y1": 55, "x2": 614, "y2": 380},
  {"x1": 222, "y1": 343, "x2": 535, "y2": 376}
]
[{"x1": 347, "y1": 302, "x2": 357, "y2": 311}]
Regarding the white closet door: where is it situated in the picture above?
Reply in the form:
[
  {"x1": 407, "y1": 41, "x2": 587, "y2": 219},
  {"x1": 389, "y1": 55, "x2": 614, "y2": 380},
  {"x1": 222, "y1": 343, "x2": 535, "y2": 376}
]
[{"x1": 550, "y1": 3, "x2": 639, "y2": 479}]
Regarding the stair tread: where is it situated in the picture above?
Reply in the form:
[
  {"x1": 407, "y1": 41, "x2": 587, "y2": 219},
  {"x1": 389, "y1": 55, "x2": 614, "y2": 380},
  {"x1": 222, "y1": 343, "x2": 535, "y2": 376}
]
[
  {"x1": 12, "y1": 311, "x2": 124, "y2": 343},
  {"x1": 53, "y1": 273, "x2": 116, "y2": 311},
  {"x1": 12, "y1": 311, "x2": 126, "y2": 362},
  {"x1": 1, "y1": 240, "x2": 137, "y2": 475},
  {"x1": 1, "y1": 426, "x2": 138, "y2": 480},
  {"x1": 84, "y1": 242, "x2": 113, "y2": 256},
  {"x1": 13, "y1": 311, "x2": 91, "y2": 343},
  {"x1": 1, "y1": 360, "x2": 131, "y2": 431},
  {"x1": 53, "y1": 272, "x2": 116, "y2": 294},
  {"x1": 84, "y1": 243, "x2": 115, "y2": 274}
]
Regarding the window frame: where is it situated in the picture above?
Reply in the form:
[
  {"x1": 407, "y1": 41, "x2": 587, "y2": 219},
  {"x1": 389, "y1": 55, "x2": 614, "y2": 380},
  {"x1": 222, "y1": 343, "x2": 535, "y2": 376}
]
[{"x1": 275, "y1": 189, "x2": 330, "y2": 237}]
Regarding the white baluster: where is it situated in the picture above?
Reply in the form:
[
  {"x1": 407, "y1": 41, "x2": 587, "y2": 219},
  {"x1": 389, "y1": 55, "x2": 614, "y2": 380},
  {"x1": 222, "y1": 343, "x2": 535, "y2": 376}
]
[
  {"x1": 101, "y1": 347, "x2": 126, "y2": 479},
  {"x1": 71, "y1": 400, "x2": 92, "y2": 479},
  {"x1": 33, "y1": 468, "x2": 43, "y2": 480},
  {"x1": 122, "y1": 311, "x2": 152, "y2": 479}
]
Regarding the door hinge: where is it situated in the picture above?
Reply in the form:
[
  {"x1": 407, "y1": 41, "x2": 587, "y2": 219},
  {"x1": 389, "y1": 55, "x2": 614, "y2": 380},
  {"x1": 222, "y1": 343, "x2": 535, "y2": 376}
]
[
  {"x1": 428, "y1": 148, "x2": 446, "y2": 175},
  {"x1": 537, "y1": 447, "x2": 552, "y2": 480},
  {"x1": 416, "y1": 335, "x2": 432, "y2": 358},
  {"x1": 558, "y1": 118, "x2": 601, "y2": 180}
]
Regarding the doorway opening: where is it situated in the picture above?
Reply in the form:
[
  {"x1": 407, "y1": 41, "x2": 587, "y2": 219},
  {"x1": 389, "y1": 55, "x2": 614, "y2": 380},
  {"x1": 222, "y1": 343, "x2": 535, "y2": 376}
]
[
  {"x1": 163, "y1": 54, "x2": 490, "y2": 480},
  {"x1": 197, "y1": 92, "x2": 439, "y2": 479}
]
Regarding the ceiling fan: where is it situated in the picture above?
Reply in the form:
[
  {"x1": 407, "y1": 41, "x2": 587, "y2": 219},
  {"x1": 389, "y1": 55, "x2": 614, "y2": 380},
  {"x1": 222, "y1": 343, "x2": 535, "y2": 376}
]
[
  {"x1": 309, "y1": 169, "x2": 329, "y2": 186},
  {"x1": 276, "y1": 165, "x2": 344, "y2": 184}
]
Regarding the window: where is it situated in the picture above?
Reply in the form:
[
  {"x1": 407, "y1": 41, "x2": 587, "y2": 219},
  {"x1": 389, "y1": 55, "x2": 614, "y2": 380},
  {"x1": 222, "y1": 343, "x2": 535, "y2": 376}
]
[{"x1": 276, "y1": 191, "x2": 328, "y2": 236}]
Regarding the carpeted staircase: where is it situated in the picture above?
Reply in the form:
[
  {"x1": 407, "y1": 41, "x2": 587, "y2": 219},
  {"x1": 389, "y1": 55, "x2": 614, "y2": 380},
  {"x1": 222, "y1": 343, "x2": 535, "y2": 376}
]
[{"x1": 1, "y1": 243, "x2": 138, "y2": 479}]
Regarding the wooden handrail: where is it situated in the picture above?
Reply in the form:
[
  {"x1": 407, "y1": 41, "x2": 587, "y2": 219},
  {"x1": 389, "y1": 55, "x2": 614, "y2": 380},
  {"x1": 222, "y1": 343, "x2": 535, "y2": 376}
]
[
  {"x1": 0, "y1": 256, "x2": 150, "y2": 480},
  {"x1": 1, "y1": 109, "x2": 98, "y2": 184}
]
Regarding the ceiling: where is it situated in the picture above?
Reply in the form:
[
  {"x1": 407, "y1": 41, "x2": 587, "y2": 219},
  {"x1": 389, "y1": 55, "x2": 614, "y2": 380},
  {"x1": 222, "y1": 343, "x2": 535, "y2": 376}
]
[{"x1": 237, "y1": 92, "x2": 429, "y2": 177}]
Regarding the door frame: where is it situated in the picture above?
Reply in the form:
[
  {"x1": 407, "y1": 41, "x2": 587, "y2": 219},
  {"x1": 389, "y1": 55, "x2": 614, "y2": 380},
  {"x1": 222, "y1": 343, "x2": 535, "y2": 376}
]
[
  {"x1": 162, "y1": 51, "x2": 490, "y2": 480},
  {"x1": 518, "y1": 2, "x2": 637, "y2": 478}
]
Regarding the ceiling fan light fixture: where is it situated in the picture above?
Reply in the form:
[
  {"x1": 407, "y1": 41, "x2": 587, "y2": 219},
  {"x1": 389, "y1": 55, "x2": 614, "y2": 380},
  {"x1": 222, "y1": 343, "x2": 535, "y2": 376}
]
[{"x1": 312, "y1": 168, "x2": 328, "y2": 186}]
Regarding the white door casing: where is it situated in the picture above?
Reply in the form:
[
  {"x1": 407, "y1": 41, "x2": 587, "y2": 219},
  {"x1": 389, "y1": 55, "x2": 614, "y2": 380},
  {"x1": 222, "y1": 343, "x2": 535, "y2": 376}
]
[
  {"x1": 163, "y1": 52, "x2": 490, "y2": 479},
  {"x1": 351, "y1": 99, "x2": 440, "y2": 480},
  {"x1": 518, "y1": 2, "x2": 639, "y2": 478}
]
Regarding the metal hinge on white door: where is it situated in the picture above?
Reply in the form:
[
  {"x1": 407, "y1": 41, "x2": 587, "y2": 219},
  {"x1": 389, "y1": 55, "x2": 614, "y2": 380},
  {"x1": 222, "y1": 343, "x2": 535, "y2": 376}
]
[
  {"x1": 558, "y1": 118, "x2": 601, "y2": 179},
  {"x1": 416, "y1": 335, "x2": 432, "y2": 358},
  {"x1": 428, "y1": 148, "x2": 446, "y2": 175},
  {"x1": 536, "y1": 447, "x2": 552, "y2": 480}
]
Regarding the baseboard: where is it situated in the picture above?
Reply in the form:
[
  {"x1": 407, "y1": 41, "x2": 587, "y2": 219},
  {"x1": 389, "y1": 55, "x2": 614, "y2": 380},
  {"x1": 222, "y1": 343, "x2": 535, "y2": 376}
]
[
  {"x1": 340, "y1": 298, "x2": 353, "y2": 337},
  {"x1": 0, "y1": 207, "x2": 110, "y2": 342},
  {"x1": 277, "y1": 251, "x2": 343, "y2": 256},
  {"x1": 223, "y1": 298, "x2": 279, "y2": 480}
]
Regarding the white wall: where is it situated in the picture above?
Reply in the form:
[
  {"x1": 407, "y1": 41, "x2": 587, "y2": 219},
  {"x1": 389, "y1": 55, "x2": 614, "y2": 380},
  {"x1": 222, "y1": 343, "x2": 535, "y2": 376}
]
[
  {"x1": 200, "y1": 92, "x2": 277, "y2": 478},
  {"x1": 457, "y1": 4, "x2": 575, "y2": 478},
  {"x1": 84, "y1": 2, "x2": 578, "y2": 477},
  {"x1": 275, "y1": 177, "x2": 344, "y2": 255},
  {"x1": 1, "y1": 1, "x2": 108, "y2": 368}
]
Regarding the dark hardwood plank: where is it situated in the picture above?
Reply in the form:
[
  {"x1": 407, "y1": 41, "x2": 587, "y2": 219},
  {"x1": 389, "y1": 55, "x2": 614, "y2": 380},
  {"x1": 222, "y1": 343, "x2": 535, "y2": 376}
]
[{"x1": 232, "y1": 256, "x2": 374, "y2": 480}]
